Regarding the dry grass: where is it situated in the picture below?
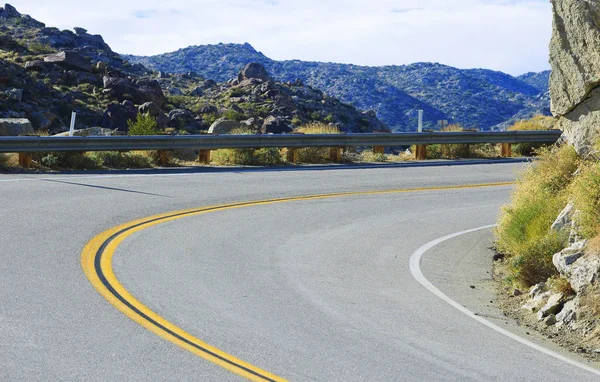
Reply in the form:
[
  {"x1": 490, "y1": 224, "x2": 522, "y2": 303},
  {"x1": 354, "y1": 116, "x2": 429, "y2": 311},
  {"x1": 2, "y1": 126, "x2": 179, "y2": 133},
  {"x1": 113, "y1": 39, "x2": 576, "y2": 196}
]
[
  {"x1": 294, "y1": 123, "x2": 342, "y2": 163},
  {"x1": 495, "y1": 144, "x2": 579, "y2": 287},
  {"x1": 547, "y1": 275, "x2": 575, "y2": 297},
  {"x1": 508, "y1": 115, "x2": 557, "y2": 156},
  {"x1": 570, "y1": 163, "x2": 600, "y2": 238}
]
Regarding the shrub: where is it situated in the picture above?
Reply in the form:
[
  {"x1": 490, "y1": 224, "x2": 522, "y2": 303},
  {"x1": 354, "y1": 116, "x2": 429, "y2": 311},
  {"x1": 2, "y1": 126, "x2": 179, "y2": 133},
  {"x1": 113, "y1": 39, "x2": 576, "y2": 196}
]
[
  {"x1": 87, "y1": 151, "x2": 153, "y2": 169},
  {"x1": 211, "y1": 148, "x2": 282, "y2": 166},
  {"x1": 40, "y1": 152, "x2": 101, "y2": 170},
  {"x1": 294, "y1": 123, "x2": 341, "y2": 163},
  {"x1": 359, "y1": 150, "x2": 386, "y2": 162},
  {"x1": 495, "y1": 145, "x2": 579, "y2": 287},
  {"x1": 128, "y1": 114, "x2": 159, "y2": 136},
  {"x1": 222, "y1": 110, "x2": 246, "y2": 121},
  {"x1": 27, "y1": 42, "x2": 55, "y2": 54},
  {"x1": 440, "y1": 124, "x2": 471, "y2": 158},
  {"x1": 508, "y1": 115, "x2": 556, "y2": 156},
  {"x1": 570, "y1": 162, "x2": 600, "y2": 238},
  {"x1": 0, "y1": 153, "x2": 9, "y2": 168}
]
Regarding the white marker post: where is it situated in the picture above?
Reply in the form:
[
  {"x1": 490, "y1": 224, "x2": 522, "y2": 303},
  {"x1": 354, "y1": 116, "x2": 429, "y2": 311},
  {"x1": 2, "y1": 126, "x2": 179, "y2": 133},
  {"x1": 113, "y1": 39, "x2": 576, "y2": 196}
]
[
  {"x1": 69, "y1": 111, "x2": 76, "y2": 137},
  {"x1": 418, "y1": 109, "x2": 424, "y2": 132}
]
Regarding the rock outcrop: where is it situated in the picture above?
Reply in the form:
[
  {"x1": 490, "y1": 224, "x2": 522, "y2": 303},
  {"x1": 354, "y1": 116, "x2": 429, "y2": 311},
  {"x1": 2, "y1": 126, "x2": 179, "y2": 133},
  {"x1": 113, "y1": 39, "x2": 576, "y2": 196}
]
[
  {"x1": 0, "y1": 118, "x2": 34, "y2": 136},
  {"x1": 550, "y1": 0, "x2": 600, "y2": 154}
]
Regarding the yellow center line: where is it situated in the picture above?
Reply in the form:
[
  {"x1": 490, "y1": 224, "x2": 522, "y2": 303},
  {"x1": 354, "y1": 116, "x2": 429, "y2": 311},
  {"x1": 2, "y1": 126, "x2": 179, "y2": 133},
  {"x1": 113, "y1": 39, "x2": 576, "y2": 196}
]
[{"x1": 80, "y1": 181, "x2": 514, "y2": 381}]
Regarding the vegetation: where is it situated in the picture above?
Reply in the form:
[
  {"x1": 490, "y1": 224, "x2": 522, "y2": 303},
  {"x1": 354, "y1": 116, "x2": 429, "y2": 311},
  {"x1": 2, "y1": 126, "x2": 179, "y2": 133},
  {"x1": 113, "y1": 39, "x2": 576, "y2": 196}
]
[
  {"x1": 293, "y1": 123, "x2": 342, "y2": 163},
  {"x1": 87, "y1": 151, "x2": 154, "y2": 168},
  {"x1": 127, "y1": 114, "x2": 159, "y2": 136},
  {"x1": 508, "y1": 115, "x2": 556, "y2": 156},
  {"x1": 495, "y1": 145, "x2": 580, "y2": 287}
]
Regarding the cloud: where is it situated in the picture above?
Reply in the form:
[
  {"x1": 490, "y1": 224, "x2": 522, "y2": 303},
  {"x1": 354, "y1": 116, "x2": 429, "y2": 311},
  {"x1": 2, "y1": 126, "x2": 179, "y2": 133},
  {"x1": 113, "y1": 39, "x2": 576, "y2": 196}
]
[{"x1": 8, "y1": 0, "x2": 552, "y2": 75}]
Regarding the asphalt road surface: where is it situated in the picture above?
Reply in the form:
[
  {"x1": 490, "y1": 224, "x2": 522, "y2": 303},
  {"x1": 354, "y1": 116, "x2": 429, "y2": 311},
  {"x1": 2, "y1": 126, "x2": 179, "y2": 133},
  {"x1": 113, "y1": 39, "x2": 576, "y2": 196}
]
[{"x1": 1, "y1": 162, "x2": 598, "y2": 381}]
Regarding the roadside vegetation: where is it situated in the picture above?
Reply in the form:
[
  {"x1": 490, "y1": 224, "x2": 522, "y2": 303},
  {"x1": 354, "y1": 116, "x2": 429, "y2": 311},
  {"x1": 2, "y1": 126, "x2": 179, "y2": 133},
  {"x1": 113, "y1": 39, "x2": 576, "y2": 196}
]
[{"x1": 494, "y1": 138, "x2": 600, "y2": 289}]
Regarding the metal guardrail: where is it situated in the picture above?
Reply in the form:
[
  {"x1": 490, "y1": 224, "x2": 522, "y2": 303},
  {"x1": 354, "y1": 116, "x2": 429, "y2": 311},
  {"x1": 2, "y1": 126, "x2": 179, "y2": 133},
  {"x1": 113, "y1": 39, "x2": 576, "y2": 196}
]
[{"x1": 0, "y1": 131, "x2": 562, "y2": 153}]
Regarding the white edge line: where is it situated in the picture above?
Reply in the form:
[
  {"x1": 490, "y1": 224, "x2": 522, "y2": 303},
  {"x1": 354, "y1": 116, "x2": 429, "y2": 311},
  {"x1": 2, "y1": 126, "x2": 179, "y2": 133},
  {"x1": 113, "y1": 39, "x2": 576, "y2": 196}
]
[{"x1": 409, "y1": 224, "x2": 600, "y2": 377}]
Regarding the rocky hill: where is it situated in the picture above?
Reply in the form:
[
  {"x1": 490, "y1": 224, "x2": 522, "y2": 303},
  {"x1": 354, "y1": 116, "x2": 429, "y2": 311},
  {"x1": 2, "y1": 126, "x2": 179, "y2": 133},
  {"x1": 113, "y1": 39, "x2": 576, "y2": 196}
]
[
  {"x1": 0, "y1": 4, "x2": 384, "y2": 136},
  {"x1": 125, "y1": 44, "x2": 552, "y2": 132}
]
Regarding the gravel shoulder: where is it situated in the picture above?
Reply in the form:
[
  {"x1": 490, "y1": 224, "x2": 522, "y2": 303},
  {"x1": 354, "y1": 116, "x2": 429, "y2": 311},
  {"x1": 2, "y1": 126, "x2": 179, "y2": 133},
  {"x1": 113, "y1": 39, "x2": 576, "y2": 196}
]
[{"x1": 420, "y1": 228, "x2": 600, "y2": 369}]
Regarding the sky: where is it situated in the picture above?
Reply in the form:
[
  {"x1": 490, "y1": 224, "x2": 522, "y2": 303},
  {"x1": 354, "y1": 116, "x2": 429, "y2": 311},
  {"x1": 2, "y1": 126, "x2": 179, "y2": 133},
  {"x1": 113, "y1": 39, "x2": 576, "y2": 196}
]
[{"x1": 8, "y1": 0, "x2": 553, "y2": 75}]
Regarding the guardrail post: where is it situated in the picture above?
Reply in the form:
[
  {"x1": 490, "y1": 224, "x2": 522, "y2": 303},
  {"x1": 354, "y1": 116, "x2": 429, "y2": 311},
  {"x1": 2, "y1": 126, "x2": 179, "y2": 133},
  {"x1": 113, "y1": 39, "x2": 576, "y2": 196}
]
[
  {"x1": 415, "y1": 145, "x2": 427, "y2": 160},
  {"x1": 286, "y1": 148, "x2": 299, "y2": 163},
  {"x1": 501, "y1": 143, "x2": 512, "y2": 158},
  {"x1": 373, "y1": 129, "x2": 390, "y2": 156},
  {"x1": 157, "y1": 150, "x2": 168, "y2": 166},
  {"x1": 330, "y1": 147, "x2": 342, "y2": 162},
  {"x1": 18, "y1": 153, "x2": 32, "y2": 168},
  {"x1": 198, "y1": 149, "x2": 211, "y2": 164}
]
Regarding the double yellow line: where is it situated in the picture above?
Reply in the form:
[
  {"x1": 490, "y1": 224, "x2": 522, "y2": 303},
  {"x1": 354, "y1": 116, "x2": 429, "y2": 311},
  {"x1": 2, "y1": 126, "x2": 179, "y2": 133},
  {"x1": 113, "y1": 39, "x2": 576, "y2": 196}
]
[{"x1": 81, "y1": 182, "x2": 514, "y2": 381}]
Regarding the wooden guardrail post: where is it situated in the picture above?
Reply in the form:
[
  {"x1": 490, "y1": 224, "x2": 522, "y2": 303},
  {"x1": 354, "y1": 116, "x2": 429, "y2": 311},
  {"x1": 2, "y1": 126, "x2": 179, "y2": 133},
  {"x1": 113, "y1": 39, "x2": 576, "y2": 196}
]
[
  {"x1": 501, "y1": 143, "x2": 512, "y2": 158},
  {"x1": 329, "y1": 147, "x2": 342, "y2": 162},
  {"x1": 198, "y1": 149, "x2": 211, "y2": 164},
  {"x1": 415, "y1": 145, "x2": 427, "y2": 160},
  {"x1": 286, "y1": 148, "x2": 299, "y2": 163},
  {"x1": 157, "y1": 150, "x2": 168, "y2": 166},
  {"x1": 373, "y1": 129, "x2": 390, "y2": 155},
  {"x1": 18, "y1": 153, "x2": 32, "y2": 168}
]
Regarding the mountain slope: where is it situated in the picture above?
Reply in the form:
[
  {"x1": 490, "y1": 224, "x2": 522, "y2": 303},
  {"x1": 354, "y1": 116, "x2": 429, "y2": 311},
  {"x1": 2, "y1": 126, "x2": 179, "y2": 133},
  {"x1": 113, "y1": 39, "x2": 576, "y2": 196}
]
[
  {"x1": 0, "y1": 4, "x2": 384, "y2": 135},
  {"x1": 124, "y1": 44, "x2": 551, "y2": 132}
]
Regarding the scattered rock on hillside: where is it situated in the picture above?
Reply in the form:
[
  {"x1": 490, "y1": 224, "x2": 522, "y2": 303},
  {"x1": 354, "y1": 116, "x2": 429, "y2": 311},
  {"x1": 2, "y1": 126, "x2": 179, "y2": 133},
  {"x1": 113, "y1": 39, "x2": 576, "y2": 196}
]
[
  {"x1": 0, "y1": 118, "x2": 34, "y2": 135},
  {"x1": 44, "y1": 51, "x2": 92, "y2": 72},
  {"x1": 550, "y1": 0, "x2": 600, "y2": 154},
  {"x1": 138, "y1": 101, "x2": 160, "y2": 117}
]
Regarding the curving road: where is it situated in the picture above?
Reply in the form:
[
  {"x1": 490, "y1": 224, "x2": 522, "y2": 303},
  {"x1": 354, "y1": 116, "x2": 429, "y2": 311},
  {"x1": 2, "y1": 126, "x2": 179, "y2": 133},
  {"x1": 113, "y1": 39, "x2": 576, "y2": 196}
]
[{"x1": 1, "y1": 162, "x2": 598, "y2": 381}]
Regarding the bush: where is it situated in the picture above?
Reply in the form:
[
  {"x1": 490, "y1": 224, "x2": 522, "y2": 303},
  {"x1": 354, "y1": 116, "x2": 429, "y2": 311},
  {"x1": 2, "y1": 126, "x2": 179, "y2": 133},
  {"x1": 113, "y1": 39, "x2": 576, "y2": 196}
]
[
  {"x1": 128, "y1": 114, "x2": 159, "y2": 136},
  {"x1": 293, "y1": 123, "x2": 341, "y2": 163},
  {"x1": 87, "y1": 151, "x2": 153, "y2": 169},
  {"x1": 211, "y1": 148, "x2": 282, "y2": 166},
  {"x1": 495, "y1": 145, "x2": 579, "y2": 287},
  {"x1": 40, "y1": 152, "x2": 101, "y2": 170},
  {"x1": 570, "y1": 162, "x2": 600, "y2": 238},
  {"x1": 508, "y1": 115, "x2": 556, "y2": 156},
  {"x1": 222, "y1": 110, "x2": 246, "y2": 121},
  {"x1": 359, "y1": 150, "x2": 386, "y2": 162},
  {"x1": 440, "y1": 124, "x2": 471, "y2": 158}
]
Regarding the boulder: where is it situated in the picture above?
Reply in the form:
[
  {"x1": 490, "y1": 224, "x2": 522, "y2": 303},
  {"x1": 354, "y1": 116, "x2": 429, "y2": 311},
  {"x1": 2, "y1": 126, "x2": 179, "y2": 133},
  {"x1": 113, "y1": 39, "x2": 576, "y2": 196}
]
[
  {"x1": 0, "y1": 118, "x2": 34, "y2": 136},
  {"x1": 190, "y1": 87, "x2": 204, "y2": 97},
  {"x1": 261, "y1": 116, "x2": 292, "y2": 134},
  {"x1": 550, "y1": 0, "x2": 600, "y2": 155},
  {"x1": 0, "y1": 4, "x2": 21, "y2": 18},
  {"x1": 53, "y1": 127, "x2": 117, "y2": 137},
  {"x1": 138, "y1": 102, "x2": 160, "y2": 117},
  {"x1": 208, "y1": 118, "x2": 242, "y2": 134},
  {"x1": 103, "y1": 77, "x2": 165, "y2": 107},
  {"x1": 553, "y1": 240, "x2": 600, "y2": 293},
  {"x1": 168, "y1": 87, "x2": 183, "y2": 96},
  {"x1": 101, "y1": 102, "x2": 137, "y2": 132},
  {"x1": 538, "y1": 293, "x2": 564, "y2": 319},
  {"x1": 198, "y1": 105, "x2": 218, "y2": 115},
  {"x1": 44, "y1": 51, "x2": 92, "y2": 72},
  {"x1": 66, "y1": 70, "x2": 100, "y2": 86},
  {"x1": 30, "y1": 111, "x2": 58, "y2": 130},
  {"x1": 168, "y1": 109, "x2": 195, "y2": 127},
  {"x1": 238, "y1": 63, "x2": 271, "y2": 83},
  {"x1": 551, "y1": 203, "x2": 574, "y2": 232}
]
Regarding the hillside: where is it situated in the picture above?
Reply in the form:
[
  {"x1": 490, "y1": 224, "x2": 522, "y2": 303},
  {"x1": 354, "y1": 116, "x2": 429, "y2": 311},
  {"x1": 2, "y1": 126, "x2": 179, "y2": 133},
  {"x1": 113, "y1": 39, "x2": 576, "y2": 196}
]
[
  {"x1": 124, "y1": 44, "x2": 552, "y2": 132},
  {"x1": 0, "y1": 4, "x2": 384, "y2": 136}
]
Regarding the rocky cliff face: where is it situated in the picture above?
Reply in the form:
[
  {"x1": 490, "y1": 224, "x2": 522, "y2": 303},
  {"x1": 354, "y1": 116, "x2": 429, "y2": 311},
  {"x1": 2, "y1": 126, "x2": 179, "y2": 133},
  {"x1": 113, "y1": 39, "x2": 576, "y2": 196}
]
[{"x1": 550, "y1": 0, "x2": 600, "y2": 154}]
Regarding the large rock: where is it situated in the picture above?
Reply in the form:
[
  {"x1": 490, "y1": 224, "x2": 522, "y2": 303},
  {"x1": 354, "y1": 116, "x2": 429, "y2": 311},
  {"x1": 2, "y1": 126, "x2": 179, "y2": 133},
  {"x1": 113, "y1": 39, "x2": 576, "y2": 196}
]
[
  {"x1": 238, "y1": 63, "x2": 271, "y2": 83},
  {"x1": 553, "y1": 241, "x2": 600, "y2": 293},
  {"x1": 103, "y1": 77, "x2": 165, "y2": 107},
  {"x1": 550, "y1": 0, "x2": 600, "y2": 154},
  {"x1": 101, "y1": 102, "x2": 137, "y2": 132},
  {"x1": 208, "y1": 118, "x2": 242, "y2": 134},
  {"x1": 261, "y1": 116, "x2": 292, "y2": 134},
  {"x1": 0, "y1": 118, "x2": 34, "y2": 136},
  {"x1": 138, "y1": 102, "x2": 160, "y2": 117},
  {"x1": 44, "y1": 51, "x2": 92, "y2": 72}
]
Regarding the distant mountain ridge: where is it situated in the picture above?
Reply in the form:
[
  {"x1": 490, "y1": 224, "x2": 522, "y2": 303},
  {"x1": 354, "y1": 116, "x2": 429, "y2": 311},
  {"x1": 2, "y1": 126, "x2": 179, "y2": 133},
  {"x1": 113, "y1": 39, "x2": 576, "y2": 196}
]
[{"x1": 124, "y1": 43, "x2": 551, "y2": 132}]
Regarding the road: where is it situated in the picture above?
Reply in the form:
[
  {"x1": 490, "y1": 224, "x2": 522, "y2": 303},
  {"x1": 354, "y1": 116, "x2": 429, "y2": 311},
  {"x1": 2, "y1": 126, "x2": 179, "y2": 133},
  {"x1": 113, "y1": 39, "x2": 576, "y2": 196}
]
[{"x1": 0, "y1": 161, "x2": 598, "y2": 381}]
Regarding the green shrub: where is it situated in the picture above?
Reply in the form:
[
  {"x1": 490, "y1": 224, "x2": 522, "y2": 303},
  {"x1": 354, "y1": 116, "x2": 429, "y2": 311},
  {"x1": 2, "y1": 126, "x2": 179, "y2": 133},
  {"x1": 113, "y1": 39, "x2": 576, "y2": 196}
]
[
  {"x1": 212, "y1": 147, "x2": 283, "y2": 166},
  {"x1": 495, "y1": 145, "x2": 579, "y2": 287},
  {"x1": 128, "y1": 114, "x2": 159, "y2": 136},
  {"x1": 87, "y1": 151, "x2": 153, "y2": 169},
  {"x1": 359, "y1": 150, "x2": 386, "y2": 162},
  {"x1": 27, "y1": 42, "x2": 55, "y2": 54},
  {"x1": 40, "y1": 152, "x2": 101, "y2": 169},
  {"x1": 222, "y1": 110, "x2": 246, "y2": 121},
  {"x1": 570, "y1": 162, "x2": 600, "y2": 238}
]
